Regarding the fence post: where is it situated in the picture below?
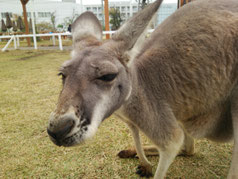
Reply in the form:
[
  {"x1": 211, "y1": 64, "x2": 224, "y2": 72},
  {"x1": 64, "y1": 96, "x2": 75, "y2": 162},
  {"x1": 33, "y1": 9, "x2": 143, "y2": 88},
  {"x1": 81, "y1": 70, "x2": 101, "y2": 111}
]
[
  {"x1": 33, "y1": 34, "x2": 37, "y2": 50},
  {"x1": 13, "y1": 36, "x2": 17, "y2": 49},
  {"x1": 17, "y1": 36, "x2": 20, "y2": 47},
  {"x1": 52, "y1": 35, "x2": 56, "y2": 46},
  {"x1": 58, "y1": 34, "x2": 63, "y2": 50},
  {"x1": 2, "y1": 36, "x2": 14, "y2": 52}
]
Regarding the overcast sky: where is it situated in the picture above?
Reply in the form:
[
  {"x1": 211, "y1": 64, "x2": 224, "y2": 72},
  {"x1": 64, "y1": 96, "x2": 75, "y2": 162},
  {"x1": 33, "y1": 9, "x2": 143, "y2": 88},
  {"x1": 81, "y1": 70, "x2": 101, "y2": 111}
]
[
  {"x1": 0, "y1": 0, "x2": 177, "y2": 5},
  {"x1": 79, "y1": 0, "x2": 177, "y2": 5},
  {"x1": 0, "y1": 0, "x2": 177, "y2": 3}
]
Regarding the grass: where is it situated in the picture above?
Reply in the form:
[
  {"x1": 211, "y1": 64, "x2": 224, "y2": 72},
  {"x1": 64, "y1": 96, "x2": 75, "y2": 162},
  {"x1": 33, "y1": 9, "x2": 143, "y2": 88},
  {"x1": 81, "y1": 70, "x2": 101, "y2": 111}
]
[{"x1": 0, "y1": 50, "x2": 233, "y2": 178}]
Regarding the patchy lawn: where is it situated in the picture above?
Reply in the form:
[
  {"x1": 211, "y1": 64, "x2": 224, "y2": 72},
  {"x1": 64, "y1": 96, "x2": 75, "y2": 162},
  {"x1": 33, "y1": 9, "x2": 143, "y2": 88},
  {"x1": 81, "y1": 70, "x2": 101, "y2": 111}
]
[{"x1": 0, "y1": 50, "x2": 233, "y2": 178}]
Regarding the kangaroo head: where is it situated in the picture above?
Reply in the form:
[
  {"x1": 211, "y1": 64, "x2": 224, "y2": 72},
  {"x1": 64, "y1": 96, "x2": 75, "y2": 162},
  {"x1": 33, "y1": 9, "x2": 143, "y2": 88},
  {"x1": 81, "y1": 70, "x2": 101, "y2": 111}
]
[{"x1": 47, "y1": 0, "x2": 163, "y2": 147}]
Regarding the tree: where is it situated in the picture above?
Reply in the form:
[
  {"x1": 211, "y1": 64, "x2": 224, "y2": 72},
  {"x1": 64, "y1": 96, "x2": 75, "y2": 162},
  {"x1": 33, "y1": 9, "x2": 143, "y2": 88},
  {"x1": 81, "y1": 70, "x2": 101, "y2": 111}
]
[
  {"x1": 109, "y1": 8, "x2": 122, "y2": 30},
  {"x1": 17, "y1": 16, "x2": 24, "y2": 31},
  {"x1": 141, "y1": 0, "x2": 147, "y2": 9},
  {"x1": 50, "y1": 11, "x2": 56, "y2": 31},
  {"x1": 136, "y1": 0, "x2": 150, "y2": 9},
  {"x1": 57, "y1": 24, "x2": 64, "y2": 32},
  {"x1": 12, "y1": 21, "x2": 18, "y2": 32},
  {"x1": 6, "y1": 13, "x2": 12, "y2": 30},
  {"x1": 63, "y1": 9, "x2": 79, "y2": 28},
  {"x1": 29, "y1": 18, "x2": 32, "y2": 32},
  {"x1": 1, "y1": 19, "x2": 7, "y2": 32},
  {"x1": 20, "y1": 0, "x2": 30, "y2": 46},
  {"x1": 57, "y1": 24, "x2": 63, "y2": 29}
]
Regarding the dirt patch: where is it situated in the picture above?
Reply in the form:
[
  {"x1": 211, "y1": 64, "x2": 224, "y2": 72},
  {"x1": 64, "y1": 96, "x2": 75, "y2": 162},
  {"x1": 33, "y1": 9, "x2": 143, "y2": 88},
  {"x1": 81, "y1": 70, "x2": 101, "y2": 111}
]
[{"x1": 17, "y1": 51, "x2": 52, "y2": 61}]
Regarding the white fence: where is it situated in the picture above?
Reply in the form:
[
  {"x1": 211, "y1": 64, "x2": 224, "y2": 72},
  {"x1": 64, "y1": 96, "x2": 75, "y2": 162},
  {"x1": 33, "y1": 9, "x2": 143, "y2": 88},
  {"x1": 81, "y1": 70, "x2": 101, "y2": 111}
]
[
  {"x1": 0, "y1": 31, "x2": 116, "y2": 52},
  {"x1": 0, "y1": 29, "x2": 154, "y2": 52}
]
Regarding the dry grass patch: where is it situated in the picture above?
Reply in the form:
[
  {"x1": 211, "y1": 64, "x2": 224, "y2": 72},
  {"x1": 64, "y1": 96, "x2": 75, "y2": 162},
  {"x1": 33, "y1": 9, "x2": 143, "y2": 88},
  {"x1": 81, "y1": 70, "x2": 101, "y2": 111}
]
[{"x1": 0, "y1": 50, "x2": 233, "y2": 178}]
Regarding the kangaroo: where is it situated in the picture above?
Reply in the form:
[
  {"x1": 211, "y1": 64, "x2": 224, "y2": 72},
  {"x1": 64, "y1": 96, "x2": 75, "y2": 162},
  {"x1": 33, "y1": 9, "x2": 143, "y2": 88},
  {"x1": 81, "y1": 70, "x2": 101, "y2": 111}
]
[{"x1": 47, "y1": 0, "x2": 238, "y2": 178}]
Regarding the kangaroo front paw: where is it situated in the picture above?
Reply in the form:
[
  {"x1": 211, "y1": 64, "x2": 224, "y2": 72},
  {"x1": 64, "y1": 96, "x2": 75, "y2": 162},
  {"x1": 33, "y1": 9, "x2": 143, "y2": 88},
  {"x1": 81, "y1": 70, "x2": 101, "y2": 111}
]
[
  {"x1": 136, "y1": 165, "x2": 153, "y2": 178},
  {"x1": 117, "y1": 149, "x2": 137, "y2": 158}
]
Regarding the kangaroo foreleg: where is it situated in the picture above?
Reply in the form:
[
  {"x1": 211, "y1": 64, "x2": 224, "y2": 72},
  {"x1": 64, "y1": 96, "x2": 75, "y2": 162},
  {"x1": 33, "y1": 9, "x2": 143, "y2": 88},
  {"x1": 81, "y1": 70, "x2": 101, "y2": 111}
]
[{"x1": 127, "y1": 123, "x2": 153, "y2": 177}]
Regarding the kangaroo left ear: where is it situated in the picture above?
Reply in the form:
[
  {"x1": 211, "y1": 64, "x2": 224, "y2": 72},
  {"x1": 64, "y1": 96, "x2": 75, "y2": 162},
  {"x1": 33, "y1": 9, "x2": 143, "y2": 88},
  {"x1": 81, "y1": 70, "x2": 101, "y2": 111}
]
[
  {"x1": 112, "y1": 0, "x2": 163, "y2": 52},
  {"x1": 110, "y1": 0, "x2": 163, "y2": 66}
]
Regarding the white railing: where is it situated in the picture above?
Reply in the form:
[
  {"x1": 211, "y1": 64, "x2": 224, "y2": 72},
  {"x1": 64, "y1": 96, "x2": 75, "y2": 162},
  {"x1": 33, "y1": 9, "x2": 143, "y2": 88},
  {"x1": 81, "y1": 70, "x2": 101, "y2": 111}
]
[
  {"x1": 0, "y1": 30, "x2": 154, "y2": 52},
  {"x1": 0, "y1": 32, "x2": 69, "y2": 52}
]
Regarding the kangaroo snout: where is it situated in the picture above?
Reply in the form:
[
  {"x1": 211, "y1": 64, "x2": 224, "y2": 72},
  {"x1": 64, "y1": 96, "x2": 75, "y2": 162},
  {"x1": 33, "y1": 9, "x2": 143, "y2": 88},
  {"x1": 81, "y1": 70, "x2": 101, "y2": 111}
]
[{"x1": 47, "y1": 112, "x2": 77, "y2": 146}]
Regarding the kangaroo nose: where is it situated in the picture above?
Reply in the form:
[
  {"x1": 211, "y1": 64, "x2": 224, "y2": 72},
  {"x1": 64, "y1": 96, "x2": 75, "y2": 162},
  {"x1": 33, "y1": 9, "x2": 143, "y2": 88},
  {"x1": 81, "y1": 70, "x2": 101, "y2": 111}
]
[{"x1": 47, "y1": 118, "x2": 75, "y2": 144}]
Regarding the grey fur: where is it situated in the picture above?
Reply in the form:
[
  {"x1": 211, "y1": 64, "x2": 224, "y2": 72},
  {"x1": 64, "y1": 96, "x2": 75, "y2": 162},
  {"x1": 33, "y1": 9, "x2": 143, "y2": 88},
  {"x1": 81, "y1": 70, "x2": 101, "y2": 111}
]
[{"x1": 47, "y1": 0, "x2": 238, "y2": 178}]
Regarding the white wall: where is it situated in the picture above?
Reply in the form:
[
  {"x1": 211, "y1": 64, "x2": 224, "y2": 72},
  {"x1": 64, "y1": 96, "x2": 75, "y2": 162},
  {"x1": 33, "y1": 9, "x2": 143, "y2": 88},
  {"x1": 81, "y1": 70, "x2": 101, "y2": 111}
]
[{"x1": 0, "y1": 1, "x2": 83, "y2": 26}]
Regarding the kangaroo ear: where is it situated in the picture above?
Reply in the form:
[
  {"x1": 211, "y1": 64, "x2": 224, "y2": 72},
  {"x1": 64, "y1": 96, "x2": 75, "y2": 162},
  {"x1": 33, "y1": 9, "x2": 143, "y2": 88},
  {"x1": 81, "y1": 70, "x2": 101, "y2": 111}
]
[
  {"x1": 112, "y1": 0, "x2": 163, "y2": 52},
  {"x1": 71, "y1": 11, "x2": 102, "y2": 52}
]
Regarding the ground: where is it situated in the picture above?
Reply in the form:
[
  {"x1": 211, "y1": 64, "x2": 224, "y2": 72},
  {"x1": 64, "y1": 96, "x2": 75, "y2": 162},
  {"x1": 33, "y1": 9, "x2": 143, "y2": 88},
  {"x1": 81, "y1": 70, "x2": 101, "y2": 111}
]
[{"x1": 0, "y1": 50, "x2": 233, "y2": 178}]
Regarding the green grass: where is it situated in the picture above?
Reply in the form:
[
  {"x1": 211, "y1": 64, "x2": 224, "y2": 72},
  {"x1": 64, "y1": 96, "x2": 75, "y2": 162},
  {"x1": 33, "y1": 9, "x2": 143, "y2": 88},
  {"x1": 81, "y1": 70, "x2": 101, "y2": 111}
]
[{"x1": 0, "y1": 50, "x2": 233, "y2": 178}]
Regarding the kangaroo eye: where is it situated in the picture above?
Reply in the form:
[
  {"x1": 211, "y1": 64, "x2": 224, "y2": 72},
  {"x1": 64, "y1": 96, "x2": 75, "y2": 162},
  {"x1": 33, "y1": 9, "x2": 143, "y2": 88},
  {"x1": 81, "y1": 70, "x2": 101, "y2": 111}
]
[{"x1": 97, "y1": 73, "x2": 117, "y2": 82}]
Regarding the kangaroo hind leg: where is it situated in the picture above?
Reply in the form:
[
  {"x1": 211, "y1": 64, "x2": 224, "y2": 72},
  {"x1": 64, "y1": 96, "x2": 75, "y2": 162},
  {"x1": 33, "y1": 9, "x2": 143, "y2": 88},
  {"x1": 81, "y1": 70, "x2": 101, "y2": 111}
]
[
  {"x1": 179, "y1": 131, "x2": 195, "y2": 156},
  {"x1": 154, "y1": 126, "x2": 184, "y2": 179},
  {"x1": 118, "y1": 131, "x2": 194, "y2": 158},
  {"x1": 118, "y1": 145, "x2": 159, "y2": 158},
  {"x1": 228, "y1": 89, "x2": 238, "y2": 179}
]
